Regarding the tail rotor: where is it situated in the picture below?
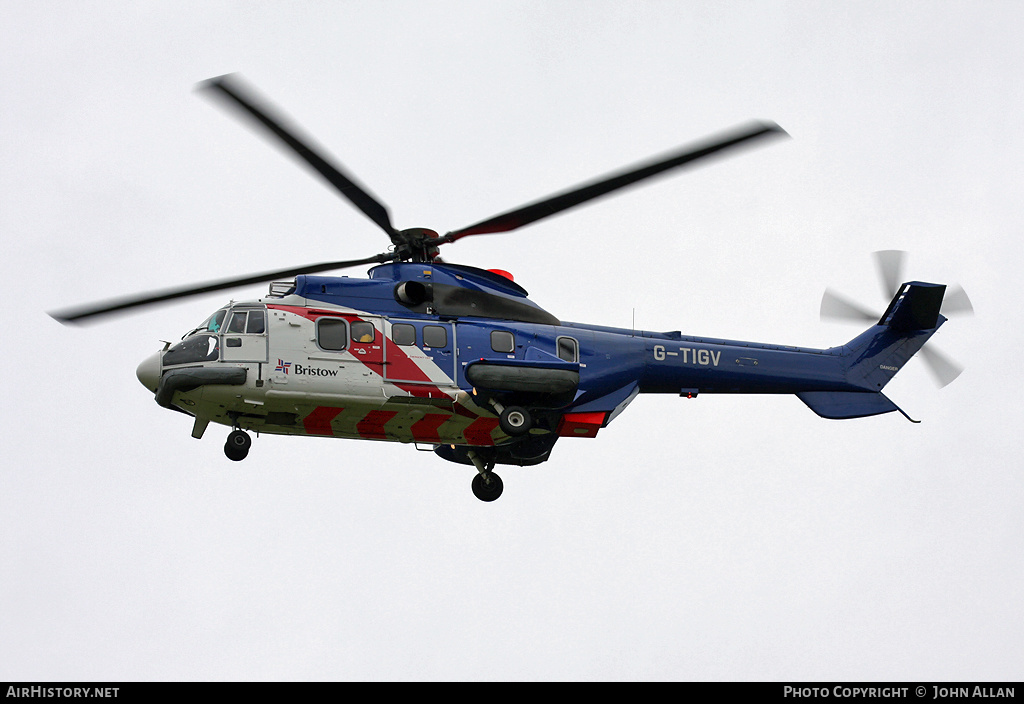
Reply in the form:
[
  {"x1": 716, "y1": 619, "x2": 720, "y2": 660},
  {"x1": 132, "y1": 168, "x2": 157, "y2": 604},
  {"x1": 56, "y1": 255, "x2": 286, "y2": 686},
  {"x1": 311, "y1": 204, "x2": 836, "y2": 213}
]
[{"x1": 820, "y1": 250, "x2": 973, "y2": 387}]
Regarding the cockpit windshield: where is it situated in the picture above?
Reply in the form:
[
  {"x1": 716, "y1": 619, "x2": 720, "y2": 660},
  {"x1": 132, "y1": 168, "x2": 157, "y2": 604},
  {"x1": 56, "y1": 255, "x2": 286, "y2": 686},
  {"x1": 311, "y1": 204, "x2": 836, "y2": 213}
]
[
  {"x1": 182, "y1": 308, "x2": 229, "y2": 339},
  {"x1": 200, "y1": 308, "x2": 228, "y2": 333}
]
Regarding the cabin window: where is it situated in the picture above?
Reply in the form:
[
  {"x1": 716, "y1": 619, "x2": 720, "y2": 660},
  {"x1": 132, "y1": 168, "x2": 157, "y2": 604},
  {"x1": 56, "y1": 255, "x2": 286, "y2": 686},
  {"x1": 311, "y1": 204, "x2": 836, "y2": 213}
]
[
  {"x1": 557, "y1": 336, "x2": 578, "y2": 363},
  {"x1": 491, "y1": 330, "x2": 514, "y2": 353},
  {"x1": 423, "y1": 325, "x2": 447, "y2": 348},
  {"x1": 392, "y1": 323, "x2": 416, "y2": 346},
  {"x1": 351, "y1": 321, "x2": 375, "y2": 343},
  {"x1": 317, "y1": 318, "x2": 348, "y2": 351}
]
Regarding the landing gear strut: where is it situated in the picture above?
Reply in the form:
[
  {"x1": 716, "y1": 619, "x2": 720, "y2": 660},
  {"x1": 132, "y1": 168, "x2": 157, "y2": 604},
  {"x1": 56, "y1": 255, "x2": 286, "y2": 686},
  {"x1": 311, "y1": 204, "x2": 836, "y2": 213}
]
[
  {"x1": 224, "y1": 429, "x2": 251, "y2": 461},
  {"x1": 468, "y1": 450, "x2": 503, "y2": 502}
]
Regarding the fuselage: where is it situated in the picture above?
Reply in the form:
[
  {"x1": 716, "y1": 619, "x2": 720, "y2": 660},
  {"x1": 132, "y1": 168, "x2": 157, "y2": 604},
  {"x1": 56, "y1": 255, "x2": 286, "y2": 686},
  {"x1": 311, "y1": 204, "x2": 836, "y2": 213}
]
[{"x1": 138, "y1": 262, "x2": 872, "y2": 450}]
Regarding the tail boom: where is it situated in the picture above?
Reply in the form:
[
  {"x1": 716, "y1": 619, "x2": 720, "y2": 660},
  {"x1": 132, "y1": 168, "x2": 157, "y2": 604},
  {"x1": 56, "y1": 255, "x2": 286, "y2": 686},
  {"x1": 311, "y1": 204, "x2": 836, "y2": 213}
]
[{"x1": 634, "y1": 281, "x2": 948, "y2": 420}]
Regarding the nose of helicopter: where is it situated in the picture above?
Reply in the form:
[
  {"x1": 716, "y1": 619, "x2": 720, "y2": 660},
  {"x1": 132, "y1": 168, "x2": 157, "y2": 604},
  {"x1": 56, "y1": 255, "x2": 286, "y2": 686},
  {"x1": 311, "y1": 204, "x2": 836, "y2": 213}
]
[{"x1": 136, "y1": 351, "x2": 162, "y2": 393}]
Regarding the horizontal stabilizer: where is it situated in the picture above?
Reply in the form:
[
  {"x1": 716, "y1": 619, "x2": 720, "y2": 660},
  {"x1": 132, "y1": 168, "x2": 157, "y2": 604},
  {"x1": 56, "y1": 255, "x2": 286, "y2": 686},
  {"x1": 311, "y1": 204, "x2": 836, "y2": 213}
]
[{"x1": 797, "y1": 391, "x2": 898, "y2": 419}]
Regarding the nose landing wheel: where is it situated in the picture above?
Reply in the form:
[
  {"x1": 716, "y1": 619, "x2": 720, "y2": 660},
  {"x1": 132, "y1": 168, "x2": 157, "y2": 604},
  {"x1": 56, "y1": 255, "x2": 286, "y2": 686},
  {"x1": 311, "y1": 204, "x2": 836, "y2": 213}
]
[
  {"x1": 467, "y1": 449, "x2": 503, "y2": 502},
  {"x1": 224, "y1": 429, "x2": 251, "y2": 461}
]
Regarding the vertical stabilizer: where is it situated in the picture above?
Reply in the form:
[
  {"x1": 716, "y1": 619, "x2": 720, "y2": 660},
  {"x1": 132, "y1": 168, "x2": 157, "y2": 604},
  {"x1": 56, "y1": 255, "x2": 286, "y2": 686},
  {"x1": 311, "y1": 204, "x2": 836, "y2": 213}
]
[{"x1": 842, "y1": 282, "x2": 946, "y2": 390}]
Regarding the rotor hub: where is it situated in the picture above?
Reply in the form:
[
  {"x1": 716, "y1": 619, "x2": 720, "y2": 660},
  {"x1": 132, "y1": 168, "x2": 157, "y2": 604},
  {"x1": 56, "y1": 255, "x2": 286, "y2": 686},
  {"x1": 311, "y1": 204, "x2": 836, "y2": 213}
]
[{"x1": 394, "y1": 227, "x2": 442, "y2": 262}]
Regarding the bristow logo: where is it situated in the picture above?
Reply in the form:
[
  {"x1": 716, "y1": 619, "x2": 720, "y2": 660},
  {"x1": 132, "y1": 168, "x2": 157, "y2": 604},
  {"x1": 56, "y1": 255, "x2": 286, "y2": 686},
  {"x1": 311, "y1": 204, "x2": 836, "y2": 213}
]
[
  {"x1": 276, "y1": 359, "x2": 339, "y2": 377},
  {"x1": 293, "y1": 363, "x2": 338, "y2": 377}
]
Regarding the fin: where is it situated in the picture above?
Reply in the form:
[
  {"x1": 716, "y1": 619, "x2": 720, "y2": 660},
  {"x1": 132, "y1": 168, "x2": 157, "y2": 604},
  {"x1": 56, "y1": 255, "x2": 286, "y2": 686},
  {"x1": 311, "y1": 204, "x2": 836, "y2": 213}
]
[
  {"x1": 877, "y1": 281, "x2": 946, "y2": 331},
  {"x1": 841, "y1": 282, "x2": 947, "y2": 390}
]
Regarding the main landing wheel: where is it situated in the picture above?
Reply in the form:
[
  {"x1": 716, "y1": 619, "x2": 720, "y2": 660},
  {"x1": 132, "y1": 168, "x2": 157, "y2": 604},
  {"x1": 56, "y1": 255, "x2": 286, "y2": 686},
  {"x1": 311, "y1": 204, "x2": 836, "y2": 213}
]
[
  {"x1": 224, "y1": 429, "x2": 251, "y2": 461},
  {"x1": 472, "y1": 471, "x2": 504, "y2": 502},
  {"x1": 499, "y1": 406, "x2": 532, "y2": 436}
]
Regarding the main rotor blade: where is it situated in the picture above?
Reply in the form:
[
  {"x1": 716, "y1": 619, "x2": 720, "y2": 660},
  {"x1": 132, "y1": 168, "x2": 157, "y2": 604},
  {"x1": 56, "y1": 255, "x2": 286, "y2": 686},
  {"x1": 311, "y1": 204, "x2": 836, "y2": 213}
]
[
  {"x1": 820, "y1": 288, "x2": 880, "y2": 323},
  {"x1": 919, "y1": 344, "x2": 964, "y2": 388},
  {"x1": 50, "y1": 253, "x2": 396, "y2": 324},
  {"x1": 199, "y1": 74, "x2": 398, "y2": 240},
  {"x1": 441, "y1": 121, "x2": 788, "y2": 242},
  {"x1": 873, "y1": 250, "x2": 905, "y2": 300}
]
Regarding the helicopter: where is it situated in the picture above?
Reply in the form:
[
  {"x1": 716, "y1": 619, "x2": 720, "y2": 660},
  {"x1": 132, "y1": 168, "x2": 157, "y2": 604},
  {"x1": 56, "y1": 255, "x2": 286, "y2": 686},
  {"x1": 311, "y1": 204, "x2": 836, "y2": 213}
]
[{"x1": 51, "y1": 74, "x2": 971, "y2": 501}]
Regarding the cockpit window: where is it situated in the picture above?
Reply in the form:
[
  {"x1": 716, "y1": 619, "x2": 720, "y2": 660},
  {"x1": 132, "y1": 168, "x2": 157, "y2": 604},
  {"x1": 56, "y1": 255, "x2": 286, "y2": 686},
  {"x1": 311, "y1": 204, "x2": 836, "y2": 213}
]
[
  {"x1": 246, "y1": 310, "x2": 266, "y2": 334},
  {"x1": 227, "y1": 311, "x2": 248, "y2": 333},
  {"x1": 223, "y1": 309, "x2": 267, "y2": 335}
]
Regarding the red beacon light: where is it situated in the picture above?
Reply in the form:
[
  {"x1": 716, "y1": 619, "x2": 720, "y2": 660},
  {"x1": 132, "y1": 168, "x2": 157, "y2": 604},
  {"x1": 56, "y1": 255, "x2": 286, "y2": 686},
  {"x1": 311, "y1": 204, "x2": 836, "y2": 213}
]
[{"x1": 487, "y1": 269, "x2": 514, "y2": 281}]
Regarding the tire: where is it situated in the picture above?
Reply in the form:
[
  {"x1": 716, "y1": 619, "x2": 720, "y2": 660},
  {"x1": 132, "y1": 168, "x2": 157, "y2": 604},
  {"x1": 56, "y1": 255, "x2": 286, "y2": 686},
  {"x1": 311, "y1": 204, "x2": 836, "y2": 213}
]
[
  {"x1": 224, "y1": 443, "x2": 247, "y2": 461},
  {"x1": 499, "y1": 406, "x2": 532, "y2": 436},
  {"x1": 472, "y1": 472, "x2": 504, "y2": 502},
  {"x1": 224, "y1": 429, "x2": 251, "y2": 461}
]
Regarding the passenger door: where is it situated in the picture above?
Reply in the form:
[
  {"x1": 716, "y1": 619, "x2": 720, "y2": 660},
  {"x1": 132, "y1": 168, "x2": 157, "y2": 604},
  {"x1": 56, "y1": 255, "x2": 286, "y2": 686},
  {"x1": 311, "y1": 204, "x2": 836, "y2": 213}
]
[{"x1": 385, "y1": 320, "x2": 456, "y2": 384}]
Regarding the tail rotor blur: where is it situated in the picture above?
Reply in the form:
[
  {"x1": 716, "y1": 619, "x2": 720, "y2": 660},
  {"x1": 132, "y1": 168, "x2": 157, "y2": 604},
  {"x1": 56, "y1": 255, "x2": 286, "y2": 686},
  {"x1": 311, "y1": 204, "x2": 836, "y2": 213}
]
[{"x1": 820, "y1": 250, "x2": 972, "y2": 387}]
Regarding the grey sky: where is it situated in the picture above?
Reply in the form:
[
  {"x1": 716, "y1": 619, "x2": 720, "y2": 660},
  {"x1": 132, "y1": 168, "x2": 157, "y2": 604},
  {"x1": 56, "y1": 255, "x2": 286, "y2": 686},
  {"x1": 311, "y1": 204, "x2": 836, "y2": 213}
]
[{"x1": 2, "y1": 1, "x2": 1021, "y2": 680}]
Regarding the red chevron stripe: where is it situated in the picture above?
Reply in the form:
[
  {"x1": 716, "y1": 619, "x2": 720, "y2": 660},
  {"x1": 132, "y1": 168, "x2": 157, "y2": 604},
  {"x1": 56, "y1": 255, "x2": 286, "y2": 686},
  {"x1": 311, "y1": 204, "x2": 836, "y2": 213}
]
[
  {"x1": 357, "y1": 410, "x2": 398, "y2": 440},
  {"x1": 410, "y1": 413, "x2": 450, "y2": 443},
  {"x1": 381, "y1": 337, "x2": 434, "y2": 384},
  {"x1": 303, "y1": 406, "x2": 342, "y2": 436},
  {"x1": 463, "y1": 417, "x2": 500, "y2": 446}
]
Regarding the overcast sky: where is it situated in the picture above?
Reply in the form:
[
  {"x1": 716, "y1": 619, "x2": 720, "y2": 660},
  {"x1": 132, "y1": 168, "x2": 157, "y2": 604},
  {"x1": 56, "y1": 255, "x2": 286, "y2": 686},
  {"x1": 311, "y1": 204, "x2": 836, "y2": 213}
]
[{"x1": 2, "y1": 1, "x2": 1022, "y2": 681}]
